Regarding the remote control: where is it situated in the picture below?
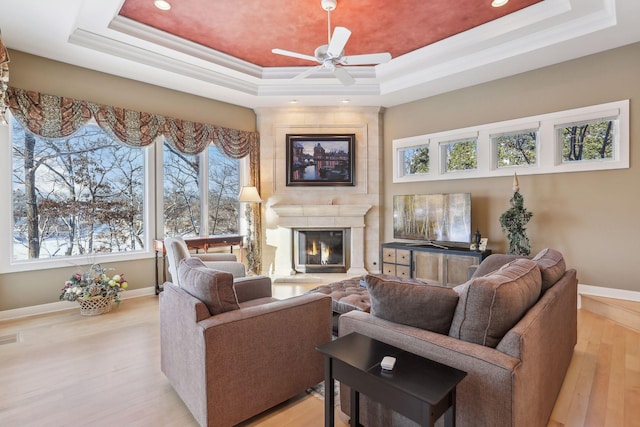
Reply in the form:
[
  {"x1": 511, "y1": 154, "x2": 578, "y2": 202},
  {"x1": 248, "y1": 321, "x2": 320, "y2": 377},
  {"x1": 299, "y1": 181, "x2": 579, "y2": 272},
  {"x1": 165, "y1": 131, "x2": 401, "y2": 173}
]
[{"x1": 381, "y1": 356, "x2": 396, "y2": 371}]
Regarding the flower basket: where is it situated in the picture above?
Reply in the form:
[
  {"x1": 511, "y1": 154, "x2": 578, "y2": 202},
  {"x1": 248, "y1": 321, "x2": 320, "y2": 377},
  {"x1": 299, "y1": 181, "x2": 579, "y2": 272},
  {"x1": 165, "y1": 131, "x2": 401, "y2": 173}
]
[
  {"x1": 60, "y1": 264, "x2": 128, "y2": 315},
  {"x1": 77, "y1": 295, "x2": 113, "y2": 316}
]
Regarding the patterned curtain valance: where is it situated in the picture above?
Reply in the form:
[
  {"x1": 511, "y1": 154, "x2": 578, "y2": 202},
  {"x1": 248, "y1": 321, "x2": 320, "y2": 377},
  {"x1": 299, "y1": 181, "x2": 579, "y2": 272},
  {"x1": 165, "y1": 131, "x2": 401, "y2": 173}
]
[{"x1": 6, "y1": 87, "x2": 259, "y2": 157}]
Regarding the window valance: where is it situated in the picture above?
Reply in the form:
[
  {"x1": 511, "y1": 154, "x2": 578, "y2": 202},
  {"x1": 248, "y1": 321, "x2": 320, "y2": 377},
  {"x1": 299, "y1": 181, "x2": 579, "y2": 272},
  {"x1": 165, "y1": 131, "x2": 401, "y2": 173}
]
[{"x1": 7, "y1": 87, "x2": 258, "y2": 158}]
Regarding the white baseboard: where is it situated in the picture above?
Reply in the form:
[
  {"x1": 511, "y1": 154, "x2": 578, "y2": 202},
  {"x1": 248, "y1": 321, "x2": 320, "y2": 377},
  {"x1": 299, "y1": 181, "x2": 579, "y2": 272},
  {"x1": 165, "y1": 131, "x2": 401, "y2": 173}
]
[
  {"x1": 578, "y1": 283, "x2": 640, "y2": 308},
  {"x1": 0, "y1": 287, "x2": 156, "y2": 321}
]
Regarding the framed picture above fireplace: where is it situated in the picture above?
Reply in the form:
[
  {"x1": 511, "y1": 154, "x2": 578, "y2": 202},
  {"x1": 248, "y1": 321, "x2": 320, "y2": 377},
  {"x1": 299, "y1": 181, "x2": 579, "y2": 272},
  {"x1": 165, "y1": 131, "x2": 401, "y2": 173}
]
[{"x1": 286, "y1": 134, "x2": 355, "y2": 186}]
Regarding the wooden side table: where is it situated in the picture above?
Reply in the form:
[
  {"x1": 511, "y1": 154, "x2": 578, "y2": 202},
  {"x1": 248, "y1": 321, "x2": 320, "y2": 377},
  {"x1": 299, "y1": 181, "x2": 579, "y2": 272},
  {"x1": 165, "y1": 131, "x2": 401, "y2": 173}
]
[{"x1": 317, "y1": 332, "x2": 467, "y2": 427}]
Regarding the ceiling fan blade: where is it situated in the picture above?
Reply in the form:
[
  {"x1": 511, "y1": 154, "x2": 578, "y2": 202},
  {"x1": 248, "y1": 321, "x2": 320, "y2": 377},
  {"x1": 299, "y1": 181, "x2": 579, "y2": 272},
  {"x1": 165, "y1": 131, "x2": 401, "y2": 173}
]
[
  {"x1": 327, "y1": 27, "x2": 351, "y2": 58},
  {"x1": 334, "y1": 67, "x2": 355, "y2": 86},
  {"x1": 292, "y1": 66, "x2": 322, "y2": 80},
  {"x1": 272, "y1": 48, "x2": 318, "y2": 63},
  {"x1": 340, "y1": 52, "x2": 392, "y2": 66}
]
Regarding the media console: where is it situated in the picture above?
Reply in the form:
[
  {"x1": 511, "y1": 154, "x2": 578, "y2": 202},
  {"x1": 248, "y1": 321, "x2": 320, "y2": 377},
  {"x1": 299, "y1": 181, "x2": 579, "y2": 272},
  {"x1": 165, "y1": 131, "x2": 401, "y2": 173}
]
[{"x1": 381, "y1": 242, "x2": 491, "y2": 287}]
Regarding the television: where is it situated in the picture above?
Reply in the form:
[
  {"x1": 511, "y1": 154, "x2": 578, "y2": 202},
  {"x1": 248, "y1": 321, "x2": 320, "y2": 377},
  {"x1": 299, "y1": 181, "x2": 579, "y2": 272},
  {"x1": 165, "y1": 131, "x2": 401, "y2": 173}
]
[{"x1": 393, "y1": 193, "x2": 472, "y2": 247}]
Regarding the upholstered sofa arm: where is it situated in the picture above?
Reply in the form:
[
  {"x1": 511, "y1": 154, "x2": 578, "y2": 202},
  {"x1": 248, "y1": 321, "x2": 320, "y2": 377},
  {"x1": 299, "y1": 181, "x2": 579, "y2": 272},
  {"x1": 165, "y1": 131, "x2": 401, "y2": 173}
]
[{"x1": 233, "y1": 275, "x2": 273, "y2": 302}]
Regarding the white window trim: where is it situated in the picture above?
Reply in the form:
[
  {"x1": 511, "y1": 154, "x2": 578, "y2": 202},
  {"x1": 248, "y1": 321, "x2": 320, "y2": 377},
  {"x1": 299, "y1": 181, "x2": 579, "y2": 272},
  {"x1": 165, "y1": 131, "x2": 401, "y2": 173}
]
[
  {"x1": 392, "y1": 100, "x2": 629, "y2": 183},
  {"x1": 0, "y1": 113, "x2": 158, "y2": 274}
]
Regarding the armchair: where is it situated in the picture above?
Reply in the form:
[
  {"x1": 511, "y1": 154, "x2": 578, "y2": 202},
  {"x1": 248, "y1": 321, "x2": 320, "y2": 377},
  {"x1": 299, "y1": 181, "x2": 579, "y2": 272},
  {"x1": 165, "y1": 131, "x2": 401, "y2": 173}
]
[
  {"x1": 164, "y1": 236, "x2": 246, "y2": 283},
  {"x1": 160, "y1": 260, "x2": 332, "y2": 427}
]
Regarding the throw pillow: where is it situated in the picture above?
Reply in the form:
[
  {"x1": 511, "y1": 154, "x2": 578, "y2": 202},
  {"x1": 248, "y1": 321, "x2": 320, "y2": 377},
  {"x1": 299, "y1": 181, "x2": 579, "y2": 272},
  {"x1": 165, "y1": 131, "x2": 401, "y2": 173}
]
[
  {"x1": 366, "y1": 274, "x2": 459, "y2": 335},
  {"x1": 531, "y1": 248, "x2": 566, "y2": 292},
  {"x1": 177, "y1": 257, "x2": 240, "y2": 316},
  {"x1": 449, "y1": 258, "x2": 542, "y2": 348}
]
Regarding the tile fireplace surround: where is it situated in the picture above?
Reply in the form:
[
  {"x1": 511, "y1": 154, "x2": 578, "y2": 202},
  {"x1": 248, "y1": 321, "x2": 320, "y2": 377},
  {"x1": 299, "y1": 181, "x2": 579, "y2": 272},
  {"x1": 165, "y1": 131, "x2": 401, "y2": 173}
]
[{"x1": 270, "y1": 204, "x2": 372, "y2": 276}]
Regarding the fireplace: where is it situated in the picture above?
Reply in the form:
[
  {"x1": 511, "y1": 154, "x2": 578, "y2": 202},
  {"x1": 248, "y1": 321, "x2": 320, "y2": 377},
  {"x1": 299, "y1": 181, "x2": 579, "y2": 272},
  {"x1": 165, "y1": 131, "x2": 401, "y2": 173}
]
[
  {"x1": 270, "y1": 204, "x2": 372, "y2": 276},
  {"x1": 293, "y1": 229, "x2": 349, "y2": 273}
]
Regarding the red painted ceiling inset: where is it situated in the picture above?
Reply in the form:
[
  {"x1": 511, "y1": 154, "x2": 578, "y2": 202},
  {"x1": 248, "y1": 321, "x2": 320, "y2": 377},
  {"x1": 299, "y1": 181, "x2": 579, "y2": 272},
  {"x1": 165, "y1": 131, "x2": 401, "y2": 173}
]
[{"x1": 119, "y1": 0, "x2": 542, "y2": 68}]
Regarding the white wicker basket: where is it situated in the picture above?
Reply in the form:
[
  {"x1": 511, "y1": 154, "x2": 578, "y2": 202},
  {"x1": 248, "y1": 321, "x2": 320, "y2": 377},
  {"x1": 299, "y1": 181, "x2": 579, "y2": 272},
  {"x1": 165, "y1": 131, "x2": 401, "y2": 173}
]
[{"x1": 77, "y1": 295, "x2": 113, "y2": 316}]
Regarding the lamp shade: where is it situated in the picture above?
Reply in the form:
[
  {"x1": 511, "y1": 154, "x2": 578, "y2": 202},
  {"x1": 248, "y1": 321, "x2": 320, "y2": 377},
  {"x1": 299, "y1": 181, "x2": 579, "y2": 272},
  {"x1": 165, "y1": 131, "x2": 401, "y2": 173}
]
[{"x1": 238, "y1": 186, "x2": 262, "y2": 203}]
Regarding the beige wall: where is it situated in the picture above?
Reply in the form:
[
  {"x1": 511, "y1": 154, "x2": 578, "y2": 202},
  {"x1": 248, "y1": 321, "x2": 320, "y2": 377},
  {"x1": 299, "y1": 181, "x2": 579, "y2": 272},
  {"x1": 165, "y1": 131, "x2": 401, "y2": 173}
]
[
  {"x1": 383, "y1": 42, "x2": 640, "y2": 293},
  {"x1": 0, "y1": 50, "x2": 256, "y2": 311}
]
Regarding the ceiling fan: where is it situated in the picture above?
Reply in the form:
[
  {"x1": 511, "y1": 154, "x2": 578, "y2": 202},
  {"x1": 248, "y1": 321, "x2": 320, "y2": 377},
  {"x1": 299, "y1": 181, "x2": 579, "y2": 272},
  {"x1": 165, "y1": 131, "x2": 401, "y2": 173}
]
[{"x1": 271, "y1": 0, "x2": 392, "y2": 86}]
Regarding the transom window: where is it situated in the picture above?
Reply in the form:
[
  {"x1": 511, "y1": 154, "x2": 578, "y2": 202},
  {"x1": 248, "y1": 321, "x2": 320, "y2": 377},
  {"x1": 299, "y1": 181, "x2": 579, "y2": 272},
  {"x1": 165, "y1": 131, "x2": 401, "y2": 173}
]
[
  {"x1": 493, "y1": 129, "x2": 538, "y2": 168},
  {"x1": 392, "y1": 100, "x2": 629, "y2": 182},
  {"x1": 442, "y1": 138, "x2": 477, "y2": 173},
  {"x1": 557, "y1": 118, "x2": 615, "y2": 163}
]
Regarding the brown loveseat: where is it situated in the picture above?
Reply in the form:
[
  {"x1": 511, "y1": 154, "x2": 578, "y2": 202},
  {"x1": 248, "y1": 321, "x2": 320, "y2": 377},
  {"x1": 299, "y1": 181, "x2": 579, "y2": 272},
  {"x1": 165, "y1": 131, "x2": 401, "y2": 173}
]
[
  {"x1": 160, "y1": 258, "x2": 333, "y2": 427},
  {"x1": 339, "y1": 249, "x2": 577, "y2": 427}
]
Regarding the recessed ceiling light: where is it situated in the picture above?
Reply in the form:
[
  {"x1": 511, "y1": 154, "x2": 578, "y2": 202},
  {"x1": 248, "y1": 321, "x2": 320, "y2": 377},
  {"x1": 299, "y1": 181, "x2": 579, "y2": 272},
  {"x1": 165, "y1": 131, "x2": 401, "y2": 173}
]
[
  {"x1": 154, "y1": 0, "x2": 171, "y2": 11},
  {"x1": 491, "y1": 0, "x2": 509, "y2": 7},
  {"x1": 341, "y1": 99, "x2": 350, "y2": 104}
]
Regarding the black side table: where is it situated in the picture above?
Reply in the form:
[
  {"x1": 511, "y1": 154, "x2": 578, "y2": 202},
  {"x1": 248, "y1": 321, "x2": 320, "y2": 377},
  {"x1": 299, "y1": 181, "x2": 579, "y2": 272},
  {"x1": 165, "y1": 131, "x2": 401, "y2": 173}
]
[{"x1": 317, "y1": 332, "x2": 467, "y2": 427}]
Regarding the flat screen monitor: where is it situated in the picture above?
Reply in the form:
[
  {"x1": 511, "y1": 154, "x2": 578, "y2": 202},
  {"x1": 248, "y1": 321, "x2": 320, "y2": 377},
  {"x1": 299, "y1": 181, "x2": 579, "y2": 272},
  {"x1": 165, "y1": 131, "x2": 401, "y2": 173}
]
[{"x1": 393, "y1": 193, "x2": 472, "y2": 244}]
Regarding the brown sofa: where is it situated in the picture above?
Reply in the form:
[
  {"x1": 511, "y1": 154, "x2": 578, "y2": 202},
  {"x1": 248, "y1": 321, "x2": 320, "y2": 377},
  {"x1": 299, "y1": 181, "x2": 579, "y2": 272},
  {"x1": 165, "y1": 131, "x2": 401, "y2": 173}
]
[
  {"x1": 160, "y1": 259, "x2": 333, "y2": 427},
  {"x1": 339, "y1": 250, "x2": 578, "y2": 427}
]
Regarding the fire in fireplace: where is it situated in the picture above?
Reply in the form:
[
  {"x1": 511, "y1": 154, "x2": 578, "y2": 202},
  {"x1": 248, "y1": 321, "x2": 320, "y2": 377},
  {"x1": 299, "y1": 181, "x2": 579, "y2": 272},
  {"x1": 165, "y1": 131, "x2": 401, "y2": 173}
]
[{"x1": 293, "y1": 229, "x2": 349, "y2": 273}]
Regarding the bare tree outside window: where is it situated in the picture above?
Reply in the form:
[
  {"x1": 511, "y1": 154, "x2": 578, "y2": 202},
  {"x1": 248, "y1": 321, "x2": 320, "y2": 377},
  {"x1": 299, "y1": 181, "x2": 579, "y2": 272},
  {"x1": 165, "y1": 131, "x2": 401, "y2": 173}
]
[
  {"x1": 494, "y1": 130, "x2": 537, "y2": 168},
  {"x1": 559, "y1": 119, "x2": 614, "y2": 162},
  {"x1": 162, "y1": 141, "x2": 240, "y2": 238},
  {"x1": 11, "y1": 118, "x2": 145, "y2": 261},
  {"x1": 163, "y1": 141, "x2": 201, "y2": 237},
  {"x1": 207, "y1": 145, "x2": 239, "y2": 235}
]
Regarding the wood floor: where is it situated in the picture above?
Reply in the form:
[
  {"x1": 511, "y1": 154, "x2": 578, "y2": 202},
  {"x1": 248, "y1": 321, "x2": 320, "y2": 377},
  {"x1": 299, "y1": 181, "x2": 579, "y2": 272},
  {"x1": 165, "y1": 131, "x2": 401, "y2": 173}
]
[{"x1": 0, "y1": 283, "x2": 638, "y2": 427}]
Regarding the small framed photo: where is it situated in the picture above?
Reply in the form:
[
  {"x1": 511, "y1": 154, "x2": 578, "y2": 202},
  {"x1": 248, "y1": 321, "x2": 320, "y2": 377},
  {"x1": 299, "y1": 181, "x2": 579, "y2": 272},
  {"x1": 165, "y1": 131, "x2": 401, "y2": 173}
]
[
  {"x1": 479, "y1": 238, "x2": 488, "y2": 251},
  {"x1": 286, "y1": 134, "x2": 355, "y2": 186}
]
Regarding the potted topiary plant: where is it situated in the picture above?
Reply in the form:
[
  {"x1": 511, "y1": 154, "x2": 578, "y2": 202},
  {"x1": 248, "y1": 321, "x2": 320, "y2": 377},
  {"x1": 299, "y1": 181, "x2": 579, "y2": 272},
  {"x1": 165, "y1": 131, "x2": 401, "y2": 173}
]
[{"x1": 499, "y1": 173, "x2": 533, "y2": 256}]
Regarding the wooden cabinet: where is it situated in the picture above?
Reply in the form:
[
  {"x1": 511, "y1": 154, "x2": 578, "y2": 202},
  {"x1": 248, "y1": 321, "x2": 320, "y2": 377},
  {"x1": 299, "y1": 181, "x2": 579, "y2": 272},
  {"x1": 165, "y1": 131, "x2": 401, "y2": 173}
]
[
  {"x1": 381, "y1": 242, "x2": 491, "y2": 287},
  {"x1": 382, "y1": 246, "x2": 411, "y2": 278}
]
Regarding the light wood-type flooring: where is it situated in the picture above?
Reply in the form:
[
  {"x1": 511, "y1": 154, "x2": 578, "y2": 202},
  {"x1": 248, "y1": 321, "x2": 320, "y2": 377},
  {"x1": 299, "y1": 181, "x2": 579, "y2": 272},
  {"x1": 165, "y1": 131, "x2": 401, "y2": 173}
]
[{"x1": 0, "y1": 281, "x2": 638, "y2": 427}]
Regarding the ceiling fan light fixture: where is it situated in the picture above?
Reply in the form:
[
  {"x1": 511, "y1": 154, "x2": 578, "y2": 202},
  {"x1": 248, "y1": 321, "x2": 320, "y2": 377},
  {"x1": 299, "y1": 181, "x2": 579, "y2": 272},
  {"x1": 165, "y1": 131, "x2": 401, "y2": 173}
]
[
  {"x1": 154, "y1": 0, "x2": 171, "y2": 11},
  {"x1": 321, "y1": 0, "x2": 337, "y2": 12},
  {"x1": 491, "y1": 0, "x2": 509, "y2": 7}
]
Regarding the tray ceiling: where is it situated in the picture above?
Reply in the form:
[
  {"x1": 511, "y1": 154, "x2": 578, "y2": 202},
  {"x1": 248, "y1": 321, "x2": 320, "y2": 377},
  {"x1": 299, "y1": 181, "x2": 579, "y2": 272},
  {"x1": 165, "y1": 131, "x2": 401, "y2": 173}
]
[{"x1": 1, "y1": 0, "x2": 639, "y2": 108}]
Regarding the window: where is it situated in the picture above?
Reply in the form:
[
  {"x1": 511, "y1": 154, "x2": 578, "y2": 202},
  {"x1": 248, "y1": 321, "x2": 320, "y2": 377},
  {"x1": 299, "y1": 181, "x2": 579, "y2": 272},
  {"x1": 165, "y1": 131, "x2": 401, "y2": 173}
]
[
  {"x1": 493, "y1": 129, "x2": 538, "y2": 168},
  {"x1": 162, "y1": 141, "x2": 240, "y2": 238},
  {"x1": 557, "y1": 118, "x2": 615, "y2": 163},
  {"x1": 207, "y1": 145, "x2": 240, "y2": 235},
  {"x1": 400, "y1": 145, "x2": 430, "y2": 176},
  {"x1": 443, "y1": 138, "x2": 477, "y2": 172},
  {"x1": 163, "y1": 141, "x2": 201, "y2": 237},
  {"x1": 11, "y1": 117, "x2": 147, "y2": 262},
  {"x1": 392, "y1": 100, "x2": 629, "y2": 182}
]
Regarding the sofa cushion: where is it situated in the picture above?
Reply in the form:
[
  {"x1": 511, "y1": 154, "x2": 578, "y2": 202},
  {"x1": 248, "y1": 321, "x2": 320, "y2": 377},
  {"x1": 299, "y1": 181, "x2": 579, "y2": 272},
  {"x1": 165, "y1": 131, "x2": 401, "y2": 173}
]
[
  {"x1": 366, "y1": 274, "x2": 459, "y2": 335},
  {"x1": 532, "y1": 248, "x2": 566, "y2": 292},
  {"x1": 177, "y1": 257, "x2": 240, "y2": 315},
  {"x1": 449, "y1": 258, "x2": 542, "y2": 347}
]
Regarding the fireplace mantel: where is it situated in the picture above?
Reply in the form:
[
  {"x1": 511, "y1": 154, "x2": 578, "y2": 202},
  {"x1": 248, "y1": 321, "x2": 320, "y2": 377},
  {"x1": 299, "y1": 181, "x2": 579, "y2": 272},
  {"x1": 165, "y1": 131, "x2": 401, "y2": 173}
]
[
  {"x1": 270, "y1": 204, "x2": 372, "y2": 276},
  {"x1": 271, "y1": 204, "x2": 371, "y2": 228}
]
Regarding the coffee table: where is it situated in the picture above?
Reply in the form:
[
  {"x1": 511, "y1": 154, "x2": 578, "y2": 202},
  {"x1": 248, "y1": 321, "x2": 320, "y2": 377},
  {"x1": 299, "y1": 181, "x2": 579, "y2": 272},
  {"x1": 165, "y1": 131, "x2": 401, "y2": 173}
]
[{"x1": 316, "y1": 332, "x2": 467, "y2": 427}]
